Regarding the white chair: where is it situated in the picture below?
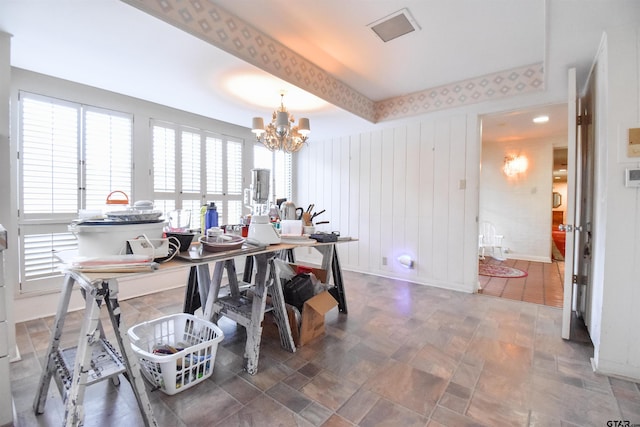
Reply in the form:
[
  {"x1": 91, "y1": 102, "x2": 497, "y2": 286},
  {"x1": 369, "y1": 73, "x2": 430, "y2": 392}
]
[{"x1": 478, "y1": 221, "x2": 505, "y2": 260}]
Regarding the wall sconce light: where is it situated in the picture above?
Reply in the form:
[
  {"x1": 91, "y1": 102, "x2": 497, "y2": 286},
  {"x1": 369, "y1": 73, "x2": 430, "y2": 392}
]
[
  {"x1": 397, "y1": 254, "x2": 414, "y2": 269},
  {"x1": 503, "y1": 154, "x2": 528, "y2": 176}
]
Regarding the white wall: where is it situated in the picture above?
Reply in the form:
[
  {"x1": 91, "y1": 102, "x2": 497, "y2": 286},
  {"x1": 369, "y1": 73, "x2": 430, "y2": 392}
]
[
  {"x1": 590, "y1": 26, "x2": 640, "y2": 381},
  {"x1": 480, "y1": 136, "x2": 560, "y2": 262},
  {"x1": 294, "y1": 115, "x2": 480, "y2": 293}
]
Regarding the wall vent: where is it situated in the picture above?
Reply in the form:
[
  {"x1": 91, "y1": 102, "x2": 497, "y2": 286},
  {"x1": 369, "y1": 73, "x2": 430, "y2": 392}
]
[{"x1": 368, "y1": 8, "x2": 421, "y2": 43}]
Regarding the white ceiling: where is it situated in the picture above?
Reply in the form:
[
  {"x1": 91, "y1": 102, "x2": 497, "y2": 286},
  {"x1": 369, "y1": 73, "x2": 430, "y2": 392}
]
[{"x1": 1, "y1": 0, "x2": 638, "y2": 141}]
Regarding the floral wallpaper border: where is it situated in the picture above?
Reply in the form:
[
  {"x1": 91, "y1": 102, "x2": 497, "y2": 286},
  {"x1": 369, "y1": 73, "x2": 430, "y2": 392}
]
[{"x1": 123, "y1": 0, "x2": 544, "y2": 123}]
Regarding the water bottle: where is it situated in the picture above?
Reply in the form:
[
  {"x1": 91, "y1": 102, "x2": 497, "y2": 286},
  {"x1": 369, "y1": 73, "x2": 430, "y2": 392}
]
[
  {"x1": 200, "y1": 204, "x2": 207, "y2": 232},
  {"x1": 205, "y1": 202, "x2": 218, "y2": 230}
]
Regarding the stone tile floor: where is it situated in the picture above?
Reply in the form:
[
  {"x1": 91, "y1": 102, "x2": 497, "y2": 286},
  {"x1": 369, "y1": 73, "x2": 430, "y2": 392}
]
[
  {"x1": 9, "y1": 270, "x2": 640, "y2": 426},
  {"x1": 479, "y1": 258, "x2": 565, "y2": 308}
]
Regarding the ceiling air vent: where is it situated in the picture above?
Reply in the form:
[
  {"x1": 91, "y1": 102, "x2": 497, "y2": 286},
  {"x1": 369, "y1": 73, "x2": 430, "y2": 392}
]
[{"x1": 368, "y1": 8, "x2": 420, "y2": 43}]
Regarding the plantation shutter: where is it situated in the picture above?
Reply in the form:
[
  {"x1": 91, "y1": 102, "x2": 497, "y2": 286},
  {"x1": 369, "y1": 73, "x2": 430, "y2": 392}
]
[
  {"x1": 18, "y1": 92, "x2": 133, "y2": 292},
  {"x1": 84, "y1": 108, "x2": 133, "y2": 209},
  {"x1": 225, "y1": 138, "x2": 243, "y2": 224},
  {"x1": 274, "y1": 150, "x2": 292, "y2": 202},
  {"x1": 253, "y1": 144, "x2": 292, "y2": 203},
  {"x1": 153, "y1": 125, "x2": 176, "y2": 193},
  {"x1": 181, "y1": 131, "x2": 201, "y2": 194},
  {"x1": 20, "y1": 95, "x2": 79, "y2": 217},
  {"x1": 227, "y1": 138, "x2": 243, "y2": 195},
  {"x1": 205, "y1": 136, "x2": 223, "y2": 194},
  {"x1": 152, "y1": 124, "x2": 177, "y2": 216},
  {"x1": 19, "y1": 95, "x2": 79, "y2": 287}
]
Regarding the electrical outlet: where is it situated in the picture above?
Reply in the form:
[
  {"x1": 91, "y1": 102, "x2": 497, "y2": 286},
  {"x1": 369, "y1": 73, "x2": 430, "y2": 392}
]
[{"x1": 382, "y1": 257, "x2": 387, "y2": 266}]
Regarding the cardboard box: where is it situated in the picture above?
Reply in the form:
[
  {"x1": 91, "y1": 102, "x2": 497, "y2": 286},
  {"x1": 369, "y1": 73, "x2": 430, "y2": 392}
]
[
  {"x1": 298, "y1": 290, "x2": 337, "y2": 346},
  {"x1": 264, "y1": 263, "x2": 337, "y2": 346},
  {"x1": 287, "y1": 263, "x2": 335, "y2": 345}
]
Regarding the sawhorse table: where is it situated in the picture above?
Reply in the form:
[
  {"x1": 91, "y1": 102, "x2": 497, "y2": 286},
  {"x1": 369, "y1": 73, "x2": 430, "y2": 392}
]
[
  {"x1": 33, "y1": 270, "x2": 157, "y2": 427},
  {"x1": 183, "y1": 250, "x2": 295, "y2": 374}
]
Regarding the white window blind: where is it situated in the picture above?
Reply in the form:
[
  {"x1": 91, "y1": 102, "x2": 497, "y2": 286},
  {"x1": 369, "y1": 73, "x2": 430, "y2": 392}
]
[
  {"x1": 227, "y1": 200, "x2": 242, "y2": 225},
  {"x1": 21, "y1": 96, "x2": 79, "y2": 216},
  {"x1": 253, "y1": 144, "x2": 292, "y2": 203},
  {"x1": 22, "y1": 231, "x2": 77, "y2": 281},
  {"x1": 153, "y1": 125, "x2": 176, "y2": 193},
  {"x1": 274, "y1": 150, "x2": 292, "y2": 202},
  {"x1": 154, "y1": 200, "x2": 176, "y2": 219},
  {"x1": 181, "y1": 131, "x2": 201, "y2": 194},
  {"x1": 182, "y1": 199, "x2": 203, "y2": 231},
  {"x1": 227, "y1": 139, "x2": 243, "y2": 195},
  {"x1": 153, "y1": 123, "x2": 245, "y2": 228},
  {"x1": 206, "y1": 136, "x2": 223, "y2": 195},
  {"x1": 84, "y1": 109, "x2": 132, "y2": 209},
  {"x1": 18, "y1": 92, "x2": 133, "y2": 292}
]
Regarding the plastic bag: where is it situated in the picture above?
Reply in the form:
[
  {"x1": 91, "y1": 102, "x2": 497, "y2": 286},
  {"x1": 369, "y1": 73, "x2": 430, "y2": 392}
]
[{"x1": 283, "y1": 273, "x2": 315, "y2": 312}]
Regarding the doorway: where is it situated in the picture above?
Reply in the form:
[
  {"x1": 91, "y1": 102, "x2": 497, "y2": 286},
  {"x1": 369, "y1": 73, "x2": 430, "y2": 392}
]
[
  {"x1": 478, "y1": 103, "x2": 568, "y2": 308},
  {"x1": 552, "y1": 147, "x2": 568, "y2": 261}
]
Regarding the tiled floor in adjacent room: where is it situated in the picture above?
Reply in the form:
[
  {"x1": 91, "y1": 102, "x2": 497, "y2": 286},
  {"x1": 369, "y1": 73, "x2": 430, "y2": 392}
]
[
  {"x1": 478, "y1": 258, "x2": 565, "y2": 308},
  {"x1": 9, "y1": 270, "x2": 640, "y2": 426}
]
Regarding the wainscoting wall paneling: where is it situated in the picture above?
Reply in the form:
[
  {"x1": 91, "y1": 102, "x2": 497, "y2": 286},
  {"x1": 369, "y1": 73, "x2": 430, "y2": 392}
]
[{"x1": 295, "y1": 113, "x2": 480, "y2": 293}]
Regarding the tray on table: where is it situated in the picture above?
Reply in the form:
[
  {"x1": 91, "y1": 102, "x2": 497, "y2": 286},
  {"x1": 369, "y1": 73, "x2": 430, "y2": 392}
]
[{"x1": 176, "y1": 242, "x2": 267, "y2": 262}]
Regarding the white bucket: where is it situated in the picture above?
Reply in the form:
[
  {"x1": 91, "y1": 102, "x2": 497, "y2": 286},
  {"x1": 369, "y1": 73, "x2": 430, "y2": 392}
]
[{"x1": 69, "y1": 222, "x2": 165, "y2": 257}]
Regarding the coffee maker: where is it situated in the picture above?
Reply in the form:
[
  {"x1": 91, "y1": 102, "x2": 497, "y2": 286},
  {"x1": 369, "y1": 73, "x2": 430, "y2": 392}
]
[{"x1": 247, "y1": 168, "x2": 281, "y2": 244}]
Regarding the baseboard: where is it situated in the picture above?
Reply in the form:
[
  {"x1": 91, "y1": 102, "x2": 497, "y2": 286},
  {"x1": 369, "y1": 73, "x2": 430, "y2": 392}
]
[
  {"x1": 591, "y1": 356, "x2": 640, "y2": 382},
  {"x1": 344, "y1": 266, "x2": 476, "y2": 294}
]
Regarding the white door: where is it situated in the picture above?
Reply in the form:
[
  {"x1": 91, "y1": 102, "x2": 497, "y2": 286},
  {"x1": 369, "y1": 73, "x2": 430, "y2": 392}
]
[
  {"x1": 561, "y1": 67, "x2": 596, "y2": 340},
  {"x1": 561, "y1": 68, "x2": 579, "y2": 339}
]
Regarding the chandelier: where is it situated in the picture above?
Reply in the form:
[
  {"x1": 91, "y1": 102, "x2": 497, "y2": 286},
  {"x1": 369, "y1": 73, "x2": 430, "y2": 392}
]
[{"x1": 251, "y1": 93, "x2": 310, "y2": 153}]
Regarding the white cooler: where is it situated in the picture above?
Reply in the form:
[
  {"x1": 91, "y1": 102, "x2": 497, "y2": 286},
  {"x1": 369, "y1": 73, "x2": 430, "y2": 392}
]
[{"x1": 69, "y1": 221, "x2": 165, "y2": 257}]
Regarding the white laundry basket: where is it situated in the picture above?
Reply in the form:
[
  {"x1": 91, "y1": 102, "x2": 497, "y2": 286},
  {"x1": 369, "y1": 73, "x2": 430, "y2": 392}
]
[{"x1": 127, "y1": 313, "x2": 224, "y2": 395}]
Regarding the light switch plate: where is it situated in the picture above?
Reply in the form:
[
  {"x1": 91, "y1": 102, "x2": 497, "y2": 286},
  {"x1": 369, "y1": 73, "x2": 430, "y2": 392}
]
[{"x1": 625, "y1": 168, "x2": 640, "y2": 187}]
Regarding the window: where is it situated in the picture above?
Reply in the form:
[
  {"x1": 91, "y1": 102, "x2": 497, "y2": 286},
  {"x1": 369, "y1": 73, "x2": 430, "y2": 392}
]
[
  {"x1": 253, "y1": 144, "x2": 292, "y2": 204},
  {"x1": 18, "y1": 92, "x2": 133, "y2": 292},
  {"x1": 152, "y1": 122, "x2": 244, "y2": 228}
]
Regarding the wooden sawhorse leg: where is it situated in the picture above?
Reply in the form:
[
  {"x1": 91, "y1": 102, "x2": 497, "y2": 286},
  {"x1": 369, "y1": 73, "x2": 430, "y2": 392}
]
[
  {"x1": 313, "y1": 244, "x2": 348, "y2": 313},
  {"x1": 243, "y1": 253, "x2": 295, "y2": 374},
  {"x1": 201, "y1": 259, "x2": 239, "y2": 322},
  {"x1": 243, "y1": 252, "x2": 272, "y2": 374},
  {"x1": 33, "y1": 274, "x2": 75, "y2": 415},
  {"x1": 62, "y1": 281, "x2": 107, "y2": 426}
]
